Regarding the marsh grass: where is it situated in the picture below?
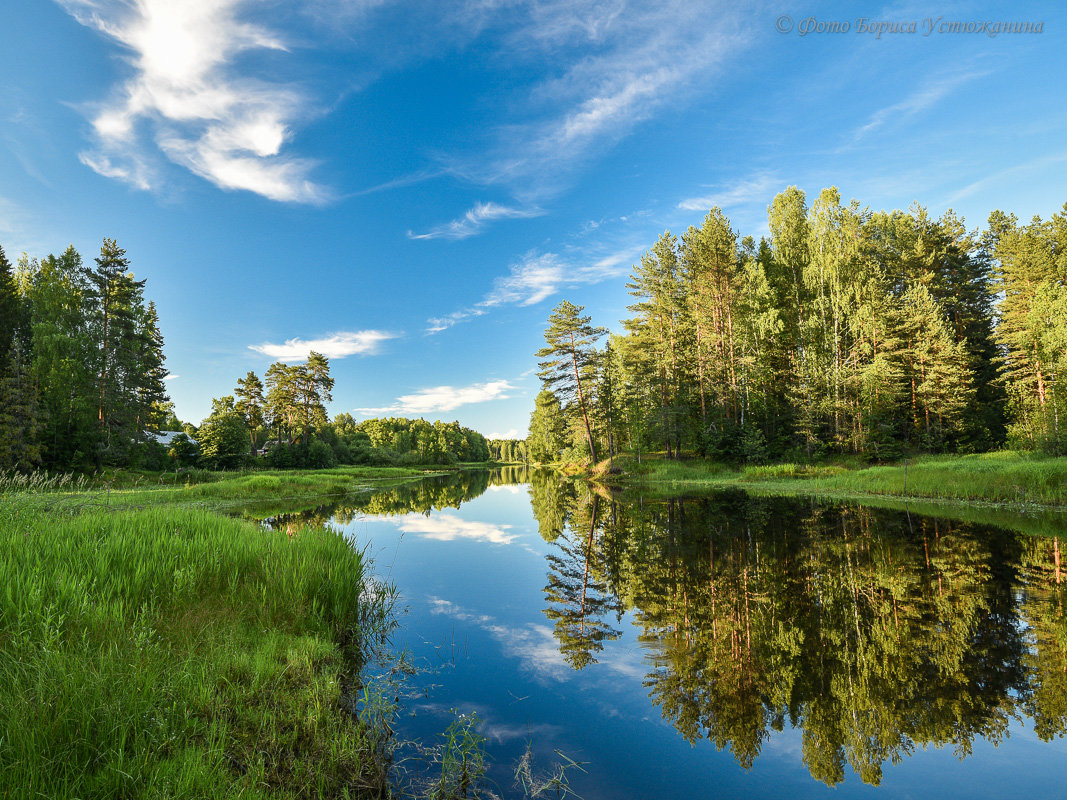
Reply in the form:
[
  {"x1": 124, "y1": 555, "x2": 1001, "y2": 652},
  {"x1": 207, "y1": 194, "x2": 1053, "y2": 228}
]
[
  {"x1": 613, "y1": 451, "x2": 1067, "y2": 509},
  {"x1": 0, "y1": 466, "x2": 427, "y2": 522},
  {"x1": 0, "y1": 497, "x2": 398, "y2": 798}
]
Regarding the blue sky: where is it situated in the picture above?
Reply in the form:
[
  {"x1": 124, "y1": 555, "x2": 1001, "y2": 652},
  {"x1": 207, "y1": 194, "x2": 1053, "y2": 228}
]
[{"x1": 2, "y1": 1, "x2": 1065, "y2": 437}]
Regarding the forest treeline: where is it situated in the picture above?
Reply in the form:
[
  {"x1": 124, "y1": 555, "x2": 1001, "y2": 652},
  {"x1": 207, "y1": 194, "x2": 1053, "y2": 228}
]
[
  {"x1": 0, "y1": 238, "x2": 500, "y2": 472},
  {"x1": 179, "y1": 356, "x2": 497, "y2": 469},
  {"x1": 0, "y1": 240, "x2": 167, "y2": 470},
  {"x1": 528, "y1": 188, "x2": 1067, "y2": 464},
  {"x1": 161, "y1": 365, "x2": 497, "y2": 470}
]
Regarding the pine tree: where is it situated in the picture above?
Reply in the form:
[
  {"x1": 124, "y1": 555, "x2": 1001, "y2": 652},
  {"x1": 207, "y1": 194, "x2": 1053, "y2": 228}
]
[
  {"x1": 625, "y1": 232, "x2": 690, "y2": 457},
  {"x1": 135, "y1": 300, "x2": 169, "y2": 434},
  {"x1": 235, "y1": 370, "x2": 265, "y2": 454},
  {"x1": 85, "y1": 238, "x2": 148, "y2": 459},
  {"x1": 22, "y1": 247, "x2": 98, "y2": 468},
  {"x1": 681, "y1": 209, "x2": 741, "y2": 437},
  {"x1": 537, "y1": 301, "x2": 606, "y2": 464},
  {"x1": 0, "y1": 255, "x2": 41, "y2": 469},
  {"x1": 0, "y1": 245, "x2": 18, "y2": 372},
  {"x1": 265, "y1": 362, "x2": 298, "y2": 445},
  {"x1": 294, "y1": 351, "x2": 333, "y2": 444}
]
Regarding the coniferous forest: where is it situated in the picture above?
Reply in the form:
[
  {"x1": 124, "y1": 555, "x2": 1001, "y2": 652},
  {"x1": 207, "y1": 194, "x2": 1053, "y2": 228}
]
[
  {"x1": 528, "y1": 187, "x2": 1067, "y2": 465},
  {"x1": 0, "y1": 239, "x2": 168, "y2": 471},
  {"x1": 0, "y1": 239, "x2": 493, "y2": 473}
]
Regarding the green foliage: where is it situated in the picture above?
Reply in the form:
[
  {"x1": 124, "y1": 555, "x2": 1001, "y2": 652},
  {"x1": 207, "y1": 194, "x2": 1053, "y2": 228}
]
[
  {"x1": 343, "y1": 416, "x2": 490, "y2": 464},
  {"x1": 197, "y1": 397, "x2": 250, "y2": 470},
  {"x1": 167, "y1": 432, "x2": 198, "y2": 466},
  {"x1": 0, "y1": 239, "x2": 170, "y2": 472},
  {"x1": 537, "y1": 300, "x2": 606, "y2": 464},
  {"x1": 235, "y1": 370, "x2": 265, "y2": 455},
  {"x1": 432, "y1": 713, "x2": 488, "y2": 800},
  {"x1": 0, "y1": 494, "x2": 396, "y2": 798},
  {"x1": 527, "y1": 390, "x2": 568, "y2": 463},
  {"x1": 619, "y1": 451, "x2": 1067, "y2": 507},
  {"x1": 539, "y1": 189, "x2": 1067, "y2": 466}
]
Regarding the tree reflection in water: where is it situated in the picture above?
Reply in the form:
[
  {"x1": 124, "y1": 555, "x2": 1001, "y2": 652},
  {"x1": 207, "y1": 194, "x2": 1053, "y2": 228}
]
[
  {"x1": 531, "y1": 485, "x2": 1067, "y2": 786},
  {"x1": 256, "y1": 471, "x2": 1067, "y2": 787}
]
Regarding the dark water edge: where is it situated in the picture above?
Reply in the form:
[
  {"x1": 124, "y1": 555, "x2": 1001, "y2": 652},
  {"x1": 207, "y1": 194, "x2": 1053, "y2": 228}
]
[{"x1": 253, "y1": 469, "x2": 1067, "y2": 799}]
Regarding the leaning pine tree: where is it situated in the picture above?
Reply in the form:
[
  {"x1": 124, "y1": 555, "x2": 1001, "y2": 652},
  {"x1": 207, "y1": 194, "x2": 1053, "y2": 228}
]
[{"x1": 536, "y1": 300, "x2": 606, "y2": 465}]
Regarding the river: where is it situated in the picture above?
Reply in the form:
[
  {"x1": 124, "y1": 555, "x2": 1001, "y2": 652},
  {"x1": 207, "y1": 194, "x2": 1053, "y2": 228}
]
[{"x1": 259, "y1": 468, "x2": 1067, "y2": 799}]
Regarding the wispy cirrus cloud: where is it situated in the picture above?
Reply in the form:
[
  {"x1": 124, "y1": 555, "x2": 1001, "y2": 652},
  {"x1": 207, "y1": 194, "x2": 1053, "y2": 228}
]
[
  {"x1": 355, "y1": 379, "x2": 513, "y2": 416},
  {"x1": 249, "y1": 330, "x2": 397, "y2": 361},
  {"x1": 677, "y1": 173, "x2": 780, "y2": 212},
  {"x1": 445, "y1": 0, "x2": 749, "y2": 198},
  {"x1": 60, "y1": 0, "x2": 326, "y2": 202},
  {"x1": 481, "y1": 249, "x2": 632, "y2": 307},
  {"x1": 425, "y1": 308, "x2": 486, "y2": 335},
  {"x1": 424, "y1": 239, "x2": 642, "y2": 334},
  {"x1": 944, "y1": 150, "x2": 1067, "y2": 205},
  {"x1": 408, "y1": 201, "x2": 544, "y2": 240},
  {"x1": 852, "y1": 71, "x2": 987, "y2": 141}
]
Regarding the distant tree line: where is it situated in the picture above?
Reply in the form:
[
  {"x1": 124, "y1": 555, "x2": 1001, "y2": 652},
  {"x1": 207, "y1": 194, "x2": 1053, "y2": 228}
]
[
  {"x1": 529, "y1": 188, "x2": 1067, "y2": 464},
  {"x1": 185, "y1": 361, "x2": 496, "y2": 469},
  {"x1": 0, "y1": 235, "x2": 505, "y2": 473},
  {"x1": 0, "y1": 240, "x2": 169, "y2": 471},
  {"x1": 488, "y1": 438, "x2": 527, "y2": 463}
]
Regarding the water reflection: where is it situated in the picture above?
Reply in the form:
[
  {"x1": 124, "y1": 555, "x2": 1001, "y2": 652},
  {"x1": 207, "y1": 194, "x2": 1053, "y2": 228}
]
[
  {"x1": 533, "y1": 485, "x2": 1067, "y2": 785},
  {"x1": 258, "y1": 467, "x2": 530, "y2": 529},
  {"x1": 251, "y1": 469, "x2": 1067, "y2": 789}
]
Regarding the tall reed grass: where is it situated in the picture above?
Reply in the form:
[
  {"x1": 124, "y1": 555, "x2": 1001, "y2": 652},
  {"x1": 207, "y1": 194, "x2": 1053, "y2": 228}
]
[{"x1": 0, "y1": 497, "x2": 397, "y2": 798}]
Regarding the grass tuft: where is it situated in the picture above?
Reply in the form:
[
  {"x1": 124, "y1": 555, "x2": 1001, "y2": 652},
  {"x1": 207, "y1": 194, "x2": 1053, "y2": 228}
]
[{"x1": 0, "y1": 496, "x2": 397, "y2": 798}]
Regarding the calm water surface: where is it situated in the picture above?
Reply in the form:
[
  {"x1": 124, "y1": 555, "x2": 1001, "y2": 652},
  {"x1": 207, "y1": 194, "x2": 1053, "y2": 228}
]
[{"x1": 261, "y1": 469, "x2": 1067, "y2": 799}]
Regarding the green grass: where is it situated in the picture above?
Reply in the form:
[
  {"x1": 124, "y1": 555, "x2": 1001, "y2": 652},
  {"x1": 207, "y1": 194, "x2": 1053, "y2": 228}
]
[
  {"x1": 610, "y1": 451, "x2": 1067, "y2": 508},
  {"x1": 0, "y1": 495, "x2": 397, "y2": 798},
  {"x1": 1, "y1": 466, "x2": 429, "y2": 518}
]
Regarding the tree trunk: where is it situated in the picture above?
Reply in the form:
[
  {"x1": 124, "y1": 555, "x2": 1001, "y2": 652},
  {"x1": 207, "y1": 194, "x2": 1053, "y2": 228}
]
[{"x1": 570, "y1": 333, "x2": 598, "y2": 464}]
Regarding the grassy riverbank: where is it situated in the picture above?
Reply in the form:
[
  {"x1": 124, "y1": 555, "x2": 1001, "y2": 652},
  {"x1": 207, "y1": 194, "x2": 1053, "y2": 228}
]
[
  {"x1": 604, "y1": 451, "x2": 1067, "y2": 509},
  {"x1": 0, "y1": 473, "x2": 402, "y2": 798},
  {"x1": 0, "y1": 465, "x2": 430, "y2": 516}
]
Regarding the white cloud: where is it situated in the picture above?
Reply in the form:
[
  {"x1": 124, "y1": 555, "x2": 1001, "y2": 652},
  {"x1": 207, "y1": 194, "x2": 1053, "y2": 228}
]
[
  {"x1": 481, "y1": 249, "x2": 630, "y2": 307},
  {"x1": 355, "y1": 379, "x2": 513, "y2": 416},
  {"x1": 396, "y1": 513, "x2": 517, "y2": 544},
  {"x1": 486, "y1": 428, "x2": 520, "y2": 440},
  {"x1": 944, "y1": 150, "x2": 1067, "y2": 205},
  {"x1": 424, "y1": 238, "x2": 642, "y2": 335},
  {"x1": 429, "y1": 597, "x2": 571, "y2": 681},
  {"x1": 677, "y1": 173, "x2": 780, "y2": 212},
  {"x1": 249, "y1": 330, "x2": 397, "y2": 361},
  {"x1": 446, "y1": 1, "x2": 748, "y2": 198},
  {"x1": 60, "y1": 0, "x2": 326, "y2": 202},
  {"x1": 408, "y1": 201, "x2": 543, "y2": 240},
  {"x1": 853, "y1": 71, "x2": 987, "y2": 141},
  {"x1": 425, "y1": 308, "x2": 486, "y2": 334},
  {"x1": 163, "y1": 373, "x2": 180, "y2": 381}
]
